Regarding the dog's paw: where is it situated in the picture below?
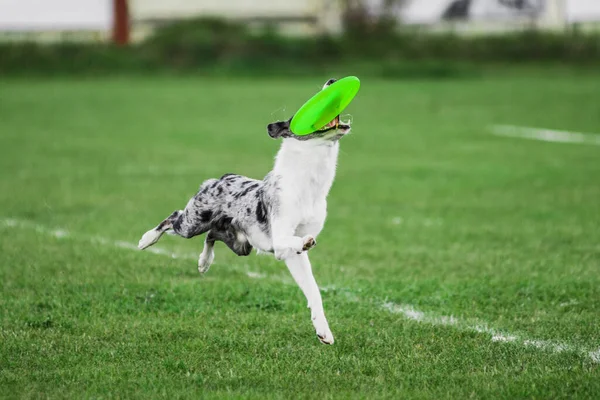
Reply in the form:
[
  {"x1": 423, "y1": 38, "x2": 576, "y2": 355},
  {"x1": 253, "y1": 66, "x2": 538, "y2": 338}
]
[
  {"x1": 275, "y1": 236, "x2": 309, "y2": 260},
  {"x1": 316, "y1": 326, "x2": 334, "y2": 345},
  {"x1": 198, "y1": 250, "x2": 214, "y2": 274},
  {"x1": 301, "y1": 235, "x2": 316, "y2": 253},
  {"x1": 317, "y1": 332, "x2": 334, "y2": 345},
  {"x1": 312, "y1": 314, "x2": 334, "y2": 344},
  {"x1": 138, "y1": 229, "x2": 162, "y2": 250}
]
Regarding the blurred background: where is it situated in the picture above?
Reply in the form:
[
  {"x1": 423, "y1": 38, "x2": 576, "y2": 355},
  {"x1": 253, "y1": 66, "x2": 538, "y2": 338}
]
[
  {"x1": 1, "y1": 0, "x2": 600, "y2": 75},
  {"x1": 2, "y1": 2, "x2": 600, "y2": 397}
]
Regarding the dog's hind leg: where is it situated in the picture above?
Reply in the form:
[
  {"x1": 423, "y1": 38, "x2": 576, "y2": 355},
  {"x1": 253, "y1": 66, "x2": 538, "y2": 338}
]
[
  {"x1": 138, "y1": 210, "x2": 182, "y2": 250},
  {"x1": 198, "y1": 229, "x2": 253, "y2": 274},
  {"x1": 198, "y1": 231, "x2": 216, "y2": 274}
]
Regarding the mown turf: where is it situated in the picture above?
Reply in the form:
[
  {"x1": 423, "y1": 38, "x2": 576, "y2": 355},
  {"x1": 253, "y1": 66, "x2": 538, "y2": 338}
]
[{"x1": 1, "y1": 73, "x2": 599, "y2": 399}]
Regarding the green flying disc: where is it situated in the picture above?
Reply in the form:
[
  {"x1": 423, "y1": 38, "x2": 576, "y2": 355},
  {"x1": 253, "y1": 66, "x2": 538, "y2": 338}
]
[{"x1": 290, "y1": 76, "x2": 360, "y2": 135}]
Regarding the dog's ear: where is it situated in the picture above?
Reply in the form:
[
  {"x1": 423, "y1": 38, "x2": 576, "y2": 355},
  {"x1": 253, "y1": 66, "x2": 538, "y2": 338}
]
[{"x1": 267, "y1": 119, "x2": 291, "y2": 139}]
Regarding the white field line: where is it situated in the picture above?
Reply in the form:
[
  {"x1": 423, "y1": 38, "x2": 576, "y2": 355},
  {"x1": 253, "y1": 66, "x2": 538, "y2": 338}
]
[
  {"x1": 321, "y1": 284, "x2": 362, "y2": 303},
  {"x1": 391, "y1": 217, "x2": 443, "y2": 227},
  {"x1": 117, "y1": 165, "x2": 206, "y2": 176},
  {"x1": 14, "y1": 166, "x2": 207, "y2": 179},
  {"x1": 0, "y1": 218, "x2": 268, "y2": 280},
  {"x1": 382, "y1": 302, "x2": 599, "y2": 363},
  {"x1": 3, "y1": 218, "x2": 598, "y2": 363},
  {"x1": 490, "y1": 125, "x2": 600, "y2": 146}
]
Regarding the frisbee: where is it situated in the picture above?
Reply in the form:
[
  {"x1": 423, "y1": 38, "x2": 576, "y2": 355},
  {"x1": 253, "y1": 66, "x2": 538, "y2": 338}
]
[{"x1": 290, "y1": 76, "x2": 360, "y2": 135}]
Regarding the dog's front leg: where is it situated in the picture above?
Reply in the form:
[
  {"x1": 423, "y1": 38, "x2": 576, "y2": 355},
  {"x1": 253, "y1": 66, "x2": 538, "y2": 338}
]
[
  {"x1": 284, "y1": 252, "x2": 334, "y2": 344},
  {"x1": 271, "y1": 217, "x2": 315, "y2": 261}
]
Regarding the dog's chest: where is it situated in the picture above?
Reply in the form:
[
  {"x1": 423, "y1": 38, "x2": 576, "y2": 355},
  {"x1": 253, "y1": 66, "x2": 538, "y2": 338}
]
[{"x1": 274, "y1": 141, "x2": 339, "y2": 214}]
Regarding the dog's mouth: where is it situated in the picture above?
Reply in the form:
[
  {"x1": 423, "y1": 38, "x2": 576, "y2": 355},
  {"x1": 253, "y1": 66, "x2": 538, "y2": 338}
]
[
  {"x1": 323, "y1": 115, "x2": 340, "y2": 130},
  {"x1": 316, "y1": 115, "x2": 351, "y2": 134}
]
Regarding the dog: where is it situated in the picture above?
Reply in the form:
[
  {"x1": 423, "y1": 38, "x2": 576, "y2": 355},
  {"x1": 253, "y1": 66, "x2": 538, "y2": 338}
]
[{"x1": 138, "y1": 78, "x2": 351, "y2": 344}]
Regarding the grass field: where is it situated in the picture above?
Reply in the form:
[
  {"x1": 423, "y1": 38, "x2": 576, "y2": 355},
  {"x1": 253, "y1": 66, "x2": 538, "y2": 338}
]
[{"x1": 1, "y1": 72, "x2": 599, "y2": 399}]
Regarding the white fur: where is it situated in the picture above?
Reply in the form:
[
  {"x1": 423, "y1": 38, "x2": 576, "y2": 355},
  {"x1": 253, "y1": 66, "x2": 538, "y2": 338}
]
[
  {"x1": 269, "y1": 138, "x2": 338, "y2": 256},
  {"x1": 267, "y1": 138, "x2": 339, "y2": 344}
]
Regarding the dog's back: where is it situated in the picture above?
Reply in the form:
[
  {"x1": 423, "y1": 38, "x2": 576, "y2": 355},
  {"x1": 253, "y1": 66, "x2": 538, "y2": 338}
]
[{"x1": 176, "y1": 173, "x2": 274, "y2": 253}]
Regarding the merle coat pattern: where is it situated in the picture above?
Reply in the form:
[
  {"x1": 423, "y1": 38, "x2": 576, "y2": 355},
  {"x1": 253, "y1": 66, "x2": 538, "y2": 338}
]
[{"x1": 138, "y1": 78, "x2": 352, "y2": 344}]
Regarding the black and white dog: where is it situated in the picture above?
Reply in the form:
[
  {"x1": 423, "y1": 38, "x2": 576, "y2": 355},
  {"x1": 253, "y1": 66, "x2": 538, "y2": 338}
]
[{"x1": 138, "y1": 79, "x2": 351, "y2": 344}]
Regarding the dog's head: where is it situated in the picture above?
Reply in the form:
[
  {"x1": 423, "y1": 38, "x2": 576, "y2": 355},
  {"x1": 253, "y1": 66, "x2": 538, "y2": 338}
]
[{"x1": 267, "y1": 79, "x2": 352, "y2": 142}]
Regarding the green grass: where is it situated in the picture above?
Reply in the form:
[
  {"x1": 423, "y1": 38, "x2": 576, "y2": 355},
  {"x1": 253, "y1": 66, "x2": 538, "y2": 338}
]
[{"x1": 1, "y1": 72, "x2": 599, "y2": 399}]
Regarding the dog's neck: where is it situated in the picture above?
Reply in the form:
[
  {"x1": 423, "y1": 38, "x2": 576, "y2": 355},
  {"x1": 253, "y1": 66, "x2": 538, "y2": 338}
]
[{"x1": 271, "y1": 138, "x2": 339, "y2": 200}]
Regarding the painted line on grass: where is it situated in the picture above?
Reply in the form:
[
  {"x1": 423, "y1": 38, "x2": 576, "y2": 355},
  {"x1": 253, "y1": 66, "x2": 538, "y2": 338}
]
[
  {"x1": 391, "y1": 216, "x2": 443, "y2": 227},
  {"x1": 0, "y1": 218, "x2": 267, "y2": 281},
  {"x1": 382, "y1": 302, "x2": 599, "y2": 363},
  {"x1": 3, "y1": 217, "x2": 598, "y2": 363},
  {"x1": 117, "y1": 165, "x2": 206, "y2": 177},
  {"x1": 490, "y1": 125, "x2": 600, "y2": 146}
]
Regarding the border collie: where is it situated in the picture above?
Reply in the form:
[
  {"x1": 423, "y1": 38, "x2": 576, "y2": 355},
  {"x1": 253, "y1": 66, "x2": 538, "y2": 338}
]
[{"x1": 138, "y1": 78, "x2": 351, "y2": 344}]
